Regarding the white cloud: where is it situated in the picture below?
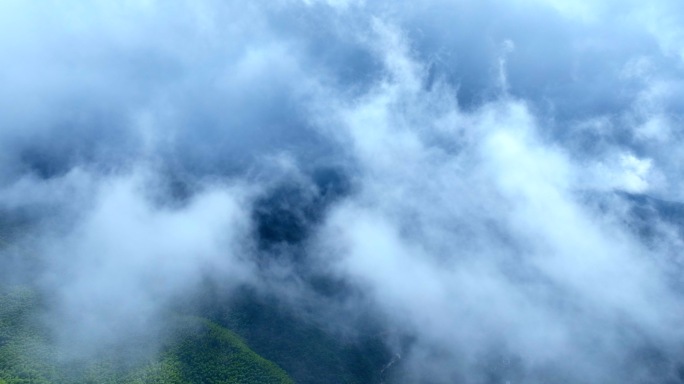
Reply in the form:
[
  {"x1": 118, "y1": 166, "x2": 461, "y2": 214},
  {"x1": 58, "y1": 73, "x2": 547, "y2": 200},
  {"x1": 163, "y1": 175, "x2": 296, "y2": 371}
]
[
  {"x1": 34, "y1": 169, "x2": 256, "y2": 357},
  {"x1": 311, "y1": 18, "x2": 684, "y2": 381}
]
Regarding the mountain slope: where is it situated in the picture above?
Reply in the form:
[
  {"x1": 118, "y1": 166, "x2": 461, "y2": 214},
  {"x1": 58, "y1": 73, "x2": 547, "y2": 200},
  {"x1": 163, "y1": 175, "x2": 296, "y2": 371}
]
[{"x1": 0, "y1": 287, "x2": 293, "y2": 384}]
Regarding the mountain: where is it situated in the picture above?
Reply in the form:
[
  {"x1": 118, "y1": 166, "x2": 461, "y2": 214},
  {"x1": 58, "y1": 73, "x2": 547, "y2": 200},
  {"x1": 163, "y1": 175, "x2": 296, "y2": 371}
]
[{"x1": 0, "y1": 286, "x2": 293, "y2": 384}]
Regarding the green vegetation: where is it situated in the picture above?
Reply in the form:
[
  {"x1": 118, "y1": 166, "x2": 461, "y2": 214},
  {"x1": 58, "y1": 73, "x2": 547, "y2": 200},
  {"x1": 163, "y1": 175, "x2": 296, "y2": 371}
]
[
  {"x1": 0, "y1": 287, "x2": 293, "y2": 384},
  {"x1": 170, "y1": 318, "x2": 293, "y2": 384},
  {"x1": 206, "y1": 289, "x2": 391, "y2": 384},
  {"x1": 0, "y1": 284, "x2": 394, "y2": 384},
  {"x1": 0, "y1": 287, "x2": 57, "y2": 384}
]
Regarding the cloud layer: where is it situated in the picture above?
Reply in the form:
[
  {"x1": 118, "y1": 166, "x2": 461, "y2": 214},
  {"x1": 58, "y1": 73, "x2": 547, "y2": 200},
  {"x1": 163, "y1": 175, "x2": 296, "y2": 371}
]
[{"x1": 2, "y1": 1, "x2": 684, "y2": 382}]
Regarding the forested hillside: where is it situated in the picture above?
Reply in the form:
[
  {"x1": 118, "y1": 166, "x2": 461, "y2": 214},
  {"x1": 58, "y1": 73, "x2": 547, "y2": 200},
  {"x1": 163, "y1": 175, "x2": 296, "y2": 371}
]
[{"x1": 0, "y1": 287, "x2": 294, "y2": 384}]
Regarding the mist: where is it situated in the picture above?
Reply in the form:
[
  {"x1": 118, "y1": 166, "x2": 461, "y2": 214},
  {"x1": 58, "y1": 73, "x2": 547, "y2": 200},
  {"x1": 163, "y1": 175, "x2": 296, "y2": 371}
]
[{"x1": 2, "y1": 1, "x2": 684, "y2": 383}]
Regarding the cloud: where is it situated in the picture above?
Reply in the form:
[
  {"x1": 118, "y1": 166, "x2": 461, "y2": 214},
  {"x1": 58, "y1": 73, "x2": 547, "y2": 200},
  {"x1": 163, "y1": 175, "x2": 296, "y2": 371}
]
[
  {"x1": 309, "y1": 13, "x2": 684, "y2": 382},
  {"x1": 29, "y1": 169, "x2": 255, "y2": 358},
  {"x1": 1, "y1": 1, "x2": 684, "y2": 382}
]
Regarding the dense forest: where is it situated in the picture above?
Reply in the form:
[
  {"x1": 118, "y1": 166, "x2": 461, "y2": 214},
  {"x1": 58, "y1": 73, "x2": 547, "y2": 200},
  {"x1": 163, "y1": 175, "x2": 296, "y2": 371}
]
[
  {"x1": 0, "y1": 272, "x2": 393, "y2": 384},
  {"x1": 0, "y1": 286, "x2": 292, "y2": 384}
]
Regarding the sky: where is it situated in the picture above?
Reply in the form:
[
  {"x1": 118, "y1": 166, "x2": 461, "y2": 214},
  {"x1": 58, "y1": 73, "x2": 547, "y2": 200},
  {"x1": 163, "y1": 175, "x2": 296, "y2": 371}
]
[{"x1": 1, "y1": 1, "x2": 684, "y2": 383}]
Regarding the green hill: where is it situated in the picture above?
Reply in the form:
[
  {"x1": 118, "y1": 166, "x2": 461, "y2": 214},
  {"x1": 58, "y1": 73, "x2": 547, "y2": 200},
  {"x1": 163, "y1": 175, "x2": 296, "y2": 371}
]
[
  {"x1": 206, "y1": 289, "x2": 391, "y2": 384},
  {"x1": 0, "y1": 287, "x2": 293, "y2": 384}
]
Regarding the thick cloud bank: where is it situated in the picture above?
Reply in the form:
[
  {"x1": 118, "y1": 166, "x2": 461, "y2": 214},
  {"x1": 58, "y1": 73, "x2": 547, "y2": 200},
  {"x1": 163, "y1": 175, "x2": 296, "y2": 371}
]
[{"x1": 2, "y1": 1, "x2": 684, "y2": 383}]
